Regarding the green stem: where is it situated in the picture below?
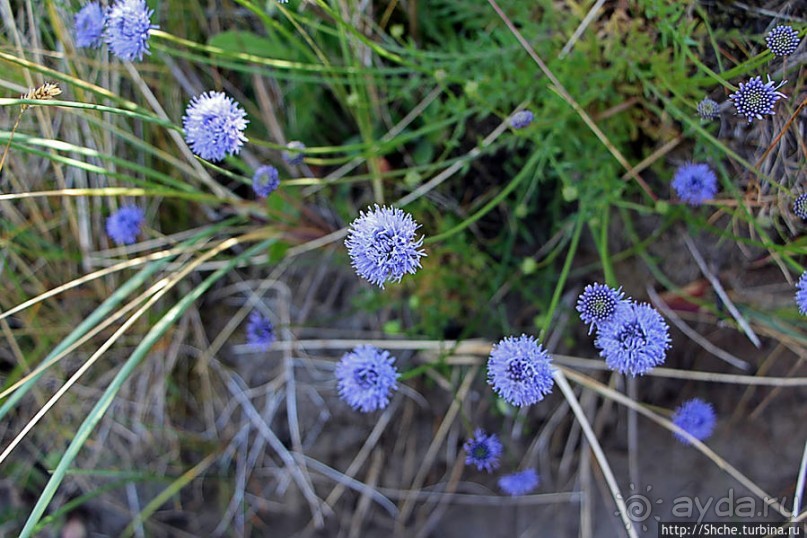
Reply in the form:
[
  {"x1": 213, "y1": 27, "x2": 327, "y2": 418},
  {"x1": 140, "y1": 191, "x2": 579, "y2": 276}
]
[
  {"x1": 538, "y1": 208, "x2": 585, "y2": 341},
  {"x1": 425, "y1": 148, "x2": 544, "y2": 244}
]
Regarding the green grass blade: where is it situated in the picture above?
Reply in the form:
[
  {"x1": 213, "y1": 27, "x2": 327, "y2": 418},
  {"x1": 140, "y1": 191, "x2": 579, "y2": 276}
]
[{"x1": 18, "y1": 239, "x2": 273, "y2": 537}]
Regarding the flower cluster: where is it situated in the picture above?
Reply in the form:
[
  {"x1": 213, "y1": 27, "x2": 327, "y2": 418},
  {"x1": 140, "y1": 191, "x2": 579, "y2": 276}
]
[
  {"x1": 75, "y1": 2, "x2": 106, "y2": 49},
  {"x1": 106, "y1": 206, "x2": 145, "y2": 245},
  {"x1": 246, "y1": 311, "x2": 275, "y2": 351},
  {"x1": 486, "y1": 334, "x2": 555, "y2": 407},
  {"x1": 253, "y1": 165, "x2": 280, "y2": 198},
  {"x1": 282, "y1": 141, "x2": 306, "y2": 166},
  {"x1": 765, "y1": 25, "x2": 800, "y2": 57},
  {"x1": 60, "y1": 0, "x2": 802, "y2": 506},
  {"x1": 103, "y1": 0, "x2": 158, "y2": 62},
  {"x1": 793, "y1": 194, "x2": 807, "y2": 221},
  {"x1": 75, "y1": 0, "x2": 157, "y2": 60},
  {"x1": 577, "y1": 283, "x2": 671, "y2": 377},
  {"x1": 595, "y1": 301, "x2": 671, "y2": 376},
  {"x1": 183, "y1": 91, "x2": 249, "y2": 162},
  {"x1": 345, "y1": 205, "x2": 426, "y2": 288},
  {"x1": 696, "y1": 98, "x2": 720, "y2": 121},
  {"x1": 510, "y1": 110, "x2": 534, "y2": 129},
  {"x1": 498, "y1": 469, "x2": 539, "y2": 496},
  {"x1": 671, "y1": 163, "x2": 718, "y2": 206},
  {"x1": 671, "y1": 398, "x2": 716, "y2": 445},
  {"x1": 796, "y1": 272, "x2": 807, "y2": 316},
  {"x1": 335, "y1": 345, "x2": 399, "y2": 413},
  {"x1": 576, "y1": 283, "x2": 626, "y2": 333},
  {"x1": 463, "y1": 429, "x2": 502, "y2": 472},
  {"x1": 729, "y1": 75, "x2": 787, "y2": 122}
]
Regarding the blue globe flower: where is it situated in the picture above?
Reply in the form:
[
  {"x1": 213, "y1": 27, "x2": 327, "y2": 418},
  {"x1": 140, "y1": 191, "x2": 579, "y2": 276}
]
[
  {"x1": 253, "y1": 165, "x2": 280, "y2": 198},
  {"x1": 594, "y1": 301, "x2": 671, "y2": 376},
  {"x1": 510, "y1": 110, "x2": 534, "y2": 129},
  {"x1": 793, "y1": 193, "x2": 807, "y2": 220},
  {"x1": 106, "y1": 206, "x2": 145, "y2": 245},
  {"x1": 498, "y1": 469, "x2": 539, "y2": 496},
  {"x1": 335, "y1": 345, "x2": 399, "y2": 413},
  {"x1": 246, "y1": 311, "x2": 275, "y2": 350},
  {"x1": 696, "y1": 98, "x2": 720, "y2": 121},
  {"x1": 282, "y1": 140, "x2": 306, "y2": 166},
  {"x1": 671, "y1": 398, "x2": 716, "y2": 445},
  {"x1": 671, "y1": 163, "x2": 718, "y2": 206},
  {"x1": 75, "y1": 2, "x2": 106, "y2": 49},
  {"x1": 183, "y1": 91, "x2": 249, "y2": 162},
  {"x1": 103, "y1": 0, "x2": 157, "y2": 62},
  {"x1": 796, "y1": 271, "x2": 807, "y2": 316},
  {"x1": 463, "y1": 429, "x2": 502, "y2": 473},
  {"x1": 576, "y1": 282, "x2": 627, "y2": 334},
  {"x1": 345, "y1": 205, "x2": 426, "y2": 288},
  {"x1": 486, "y1": 334, "x2": 554, "y2": 407},
  {"x1": 729, "y1": 75, "x2": 787, "y2": 122},
  {"x1": 765, "y1": 25, "x2": 800, "y2": 57}
]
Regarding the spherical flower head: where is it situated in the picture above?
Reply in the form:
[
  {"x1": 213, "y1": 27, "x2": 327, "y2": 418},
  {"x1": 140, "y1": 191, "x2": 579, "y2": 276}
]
[
  {"x1": 576, "y1": 282, "x2": 627, "y2": 333},
  {"x1": 487, "y1": 334, "x2": 554, "y2": 407},
  {"x1": 510, "y1": 110, "x2": 534, "y2": 129},
  {"x1": 282, "y1": 140, "x2": 306, "y2": 166},
  {"x1": 335, "y1": 345, "x2": 399, "y2": 413},
  {"x1": 671, "y1": 398, "x2": 716, "y2": 445},
  {"x1": 246, "y1": 311, "x2": 275, "y2": 350},
  {"x1": 671, "y1": 162, "x2": 718, "y2": 206},
  {"x1": 729, "y1": 75, "x2": 787, "y2": 122},
  {"x1": 75, "y1": 2, "x2": 106, "y2": 49},
  {"x1": 183, "y1": 91, "x2": 249, "y2": 162},
  {"x1": 594, "y1": 301, "x2": 671, "y2": 376},
  {"x1": 463, "y1": 429, "x2": 502, "y2": 473},
  {"x1": 796, "y1": 272, "x2": 807, "y2": 316},
  {"x1": 696, "y1": 98, "x2": 720, "y2": 121},
  {"x1": 106, "y1": 206, "x2": 145, "y2": 245},
  {"x1": 345, "y1": 205, "x2": 426, "y2": 288},
  {"x1": 252, "y1": 165, "x2": 280, "y2": 198},
  {"x1": 498, "y1": 469, "x2": 540, "y2": 496},
  {"x1": 103, "y1": 0, "x2": 157, "y2": 62},
  {"x1": 793, "y1": 193, "x2": 807, "y2": 220},
  {"x1": 765, "y1": 25, "x2": 800, "y2": 57}
]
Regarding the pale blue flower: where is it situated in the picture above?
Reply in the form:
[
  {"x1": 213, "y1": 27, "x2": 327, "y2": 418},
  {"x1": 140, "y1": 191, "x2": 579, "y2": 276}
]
[
  {"x1": 576, "y1": 282, "x2": 627, "y2": 334},
  {"x1": 766, "y1": 25, "x2": 800, "y2": 57},
  {"x1": 336, "y1": 345, "x2": 399, "y2": 413},
  {"x1": 246, "y1": 311, "x2": 275, "y2": 350},
  {"x1": 498, "y1": 469, "x2": 539, "y2": 496},
  {"x1": 253, "y1": 165, "x2": 280, "y2": 198},
  {"x1": 75, "y1": 2, "x2": 106, "y2": 49},
  {"x1": 672, "y1": 163, "x2": 718, "y2": 206},
  {"x1": 696, "y1": 98, "x2": 720, "y2": 121},
  {"x1": 796, "y1": 271, "x2": 807, "y2": 316},
  {"x1": 594, "y1": 302, "x2": 671, "y2": 376},
  {"x1": 672, "y1": 398, "x2": 716, "y2": 445},
  {"x1": 282, "y1": 141, "x2": 306, "y2": 166},
  {"x1": 463, "y1": 429, "x2": 502, "y2": 472},
  {"x1": 345, "y1": 205, "x2": 426, "y2": 288},
  {"x1": 729, "y1": 75, "x2": 787, "y2": 122},
  {"x1": 183, "y1": 91, "x2": 249, "y2": 162},
  {"x1": 510, "y1": 110, "x2": 534, "y2": 129},
  {"x1": 103, "y1": 0, "x2": 157, "y2": 62},
  {"x1": 487, "y1": 334, "x2": 554, "y2": 406},
  {"x1": 793, "y1": 193, "x2": 807, "y2": 220},
  {"x1": 106, "y1": 206, "x2": 145, "y2": 245}
]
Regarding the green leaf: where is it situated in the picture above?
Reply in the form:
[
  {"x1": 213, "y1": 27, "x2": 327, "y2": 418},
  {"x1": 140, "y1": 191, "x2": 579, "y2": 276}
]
[{"x1": 209, "y1": 30, "x2": 295, "y2": 61}]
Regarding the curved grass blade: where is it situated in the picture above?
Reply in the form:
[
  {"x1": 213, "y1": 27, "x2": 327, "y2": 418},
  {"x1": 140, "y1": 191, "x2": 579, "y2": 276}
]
[{"x1": 18, "y1": 239, "x2": 273, "y2": 537}]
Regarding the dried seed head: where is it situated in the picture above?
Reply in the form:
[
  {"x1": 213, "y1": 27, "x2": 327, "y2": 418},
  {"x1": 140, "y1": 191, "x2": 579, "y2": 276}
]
[{"x1": 21, "y1": 82, "x2": 62, "y2": 111}]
